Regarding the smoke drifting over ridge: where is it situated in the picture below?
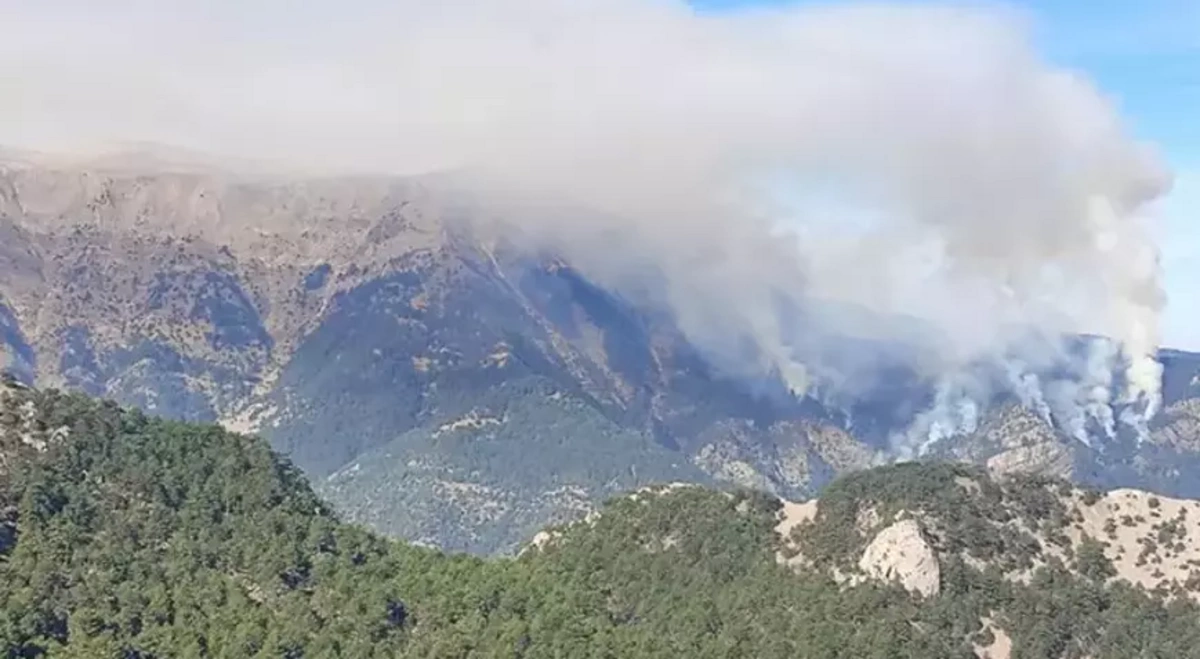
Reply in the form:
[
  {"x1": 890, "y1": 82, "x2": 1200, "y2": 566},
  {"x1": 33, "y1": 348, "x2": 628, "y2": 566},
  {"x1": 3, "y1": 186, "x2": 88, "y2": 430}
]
[{"x1": 1, "y1": 0, "x2": 1173, "y2": 449}]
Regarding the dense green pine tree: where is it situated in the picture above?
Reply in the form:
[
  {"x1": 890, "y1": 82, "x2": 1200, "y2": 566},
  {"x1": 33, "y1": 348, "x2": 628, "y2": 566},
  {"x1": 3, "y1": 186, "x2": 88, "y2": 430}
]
[{"x1": 4, "y1": 386, "x2": 1200, "y2": 657}]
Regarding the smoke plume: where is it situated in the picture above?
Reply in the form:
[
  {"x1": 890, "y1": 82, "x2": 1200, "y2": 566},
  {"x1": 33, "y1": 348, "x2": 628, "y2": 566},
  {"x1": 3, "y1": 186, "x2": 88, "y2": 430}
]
[{"x1": 0, "y1": 0, "x2": 1173, "y2": 447}]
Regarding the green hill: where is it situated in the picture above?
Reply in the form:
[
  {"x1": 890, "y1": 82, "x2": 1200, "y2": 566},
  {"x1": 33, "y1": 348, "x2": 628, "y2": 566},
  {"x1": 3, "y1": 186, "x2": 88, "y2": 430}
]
[{"x1": 5, "y1": 383, "x2": 1200, "y2": 658}]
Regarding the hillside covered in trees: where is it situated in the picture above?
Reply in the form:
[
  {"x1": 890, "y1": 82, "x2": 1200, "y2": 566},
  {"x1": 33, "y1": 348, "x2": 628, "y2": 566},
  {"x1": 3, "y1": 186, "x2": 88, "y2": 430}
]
[{"x1": 5, "y1": 381, "x2": 1200, "y2": 658}]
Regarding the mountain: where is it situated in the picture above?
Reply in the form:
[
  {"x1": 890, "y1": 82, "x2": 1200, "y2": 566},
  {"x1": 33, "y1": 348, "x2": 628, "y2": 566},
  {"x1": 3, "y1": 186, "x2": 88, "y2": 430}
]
[
  {"x1": 2, "y1": 153, "x2": 1200, "y2": 554},
  {"x1": 5, "y1": 381, "x2": 1200, "y2": 658},
  {"x1": 925, "y1": 347, "x2": 1200, "y2": 497}
]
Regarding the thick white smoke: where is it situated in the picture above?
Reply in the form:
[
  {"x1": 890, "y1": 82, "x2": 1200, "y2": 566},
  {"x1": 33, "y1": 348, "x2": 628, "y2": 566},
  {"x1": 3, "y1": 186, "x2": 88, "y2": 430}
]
[
  {"x1": 0, "y1": 0, "x2": 1173, "y2": 447},
  {"x1": 895, "y1": 375, "x2": 982, "y2": 459},
  {"x1": 1003, "y1": 359, "x2": 1053, "y2": 425}
]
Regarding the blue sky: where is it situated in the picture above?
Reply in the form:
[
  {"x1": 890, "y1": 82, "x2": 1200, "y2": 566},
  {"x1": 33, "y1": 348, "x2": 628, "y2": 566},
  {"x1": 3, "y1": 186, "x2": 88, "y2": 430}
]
[{"x1": 696, "y1": 0, "x2": 1200, "y2": 350}]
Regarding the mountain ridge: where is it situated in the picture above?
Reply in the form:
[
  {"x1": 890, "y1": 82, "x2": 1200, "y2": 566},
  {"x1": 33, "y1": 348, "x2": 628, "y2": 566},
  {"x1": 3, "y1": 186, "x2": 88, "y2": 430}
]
[
  {"x1": 5, "y1": 381, "x2": 1200, "y2": 657},
  {"x1": 3, "y1": 154, "x2": 1200, "y2": 553}
]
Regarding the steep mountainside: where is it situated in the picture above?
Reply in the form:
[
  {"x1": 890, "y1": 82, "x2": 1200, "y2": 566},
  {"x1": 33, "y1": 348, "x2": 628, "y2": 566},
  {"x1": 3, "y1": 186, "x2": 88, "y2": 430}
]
[
  {"x1": 5, "y1": 383, "x2": 1200, "y2": 658},
  {"x1": 2, "y1": 153, "x2": 1200, "y2": 553}
]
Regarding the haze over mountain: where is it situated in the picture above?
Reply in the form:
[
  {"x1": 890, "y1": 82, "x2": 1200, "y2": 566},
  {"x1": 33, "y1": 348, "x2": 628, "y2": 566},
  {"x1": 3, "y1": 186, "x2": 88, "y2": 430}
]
[
  {"x1": 3, "y1": 0, "x2": 1176, "y2": 425},
  {"x1": 0, "y1": 0, "x2": 1196, "y2": 552},
  {"x1": 1, "y1": 151, "x2": 1199, "y2": 554}
]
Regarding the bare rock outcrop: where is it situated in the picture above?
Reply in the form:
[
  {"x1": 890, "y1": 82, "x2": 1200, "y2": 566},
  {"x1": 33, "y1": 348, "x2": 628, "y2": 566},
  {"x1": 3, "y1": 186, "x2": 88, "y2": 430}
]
[
  {"x1": 858, "y1": 518, "x2": 940, "y2": 597},
  {"x1": 1152, "y1": 399, "x2": 1200, "y2": 452},
  {"x1": 986, "y1": 441, "x2": 1073, "y2": 478}
]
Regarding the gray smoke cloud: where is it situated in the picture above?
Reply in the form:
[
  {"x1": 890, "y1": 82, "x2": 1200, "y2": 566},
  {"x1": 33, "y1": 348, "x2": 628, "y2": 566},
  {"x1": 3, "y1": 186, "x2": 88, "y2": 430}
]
[{"x1": 0, "y1": 0, "x2": 1173, "y2": 447}]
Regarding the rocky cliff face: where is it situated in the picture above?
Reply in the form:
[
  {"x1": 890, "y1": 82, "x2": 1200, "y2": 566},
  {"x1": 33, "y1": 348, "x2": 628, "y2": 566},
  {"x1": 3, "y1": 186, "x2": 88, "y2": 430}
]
[
  {"x1": 2, "y1": 152, "x2": 1200, "y2": 554},
  {"x1": 858, "y1": 518, "x2": 941, "y2": 597}
]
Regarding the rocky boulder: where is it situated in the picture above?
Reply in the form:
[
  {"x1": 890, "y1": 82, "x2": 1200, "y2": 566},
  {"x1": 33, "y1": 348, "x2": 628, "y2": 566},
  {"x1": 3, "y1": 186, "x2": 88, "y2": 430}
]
[{"x1": 858, "y1": 518, "x2": 940, "y2": 597}]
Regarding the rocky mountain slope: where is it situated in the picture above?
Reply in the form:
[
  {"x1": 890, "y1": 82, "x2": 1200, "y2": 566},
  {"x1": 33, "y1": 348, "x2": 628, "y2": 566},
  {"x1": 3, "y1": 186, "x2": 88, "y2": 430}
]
[
  {"x1": 2, "y1": 152, "x2": 1200, "y2": 554},
  {"x1": 4, "y1": 382, "x2": 1200, "y2": 658}
]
